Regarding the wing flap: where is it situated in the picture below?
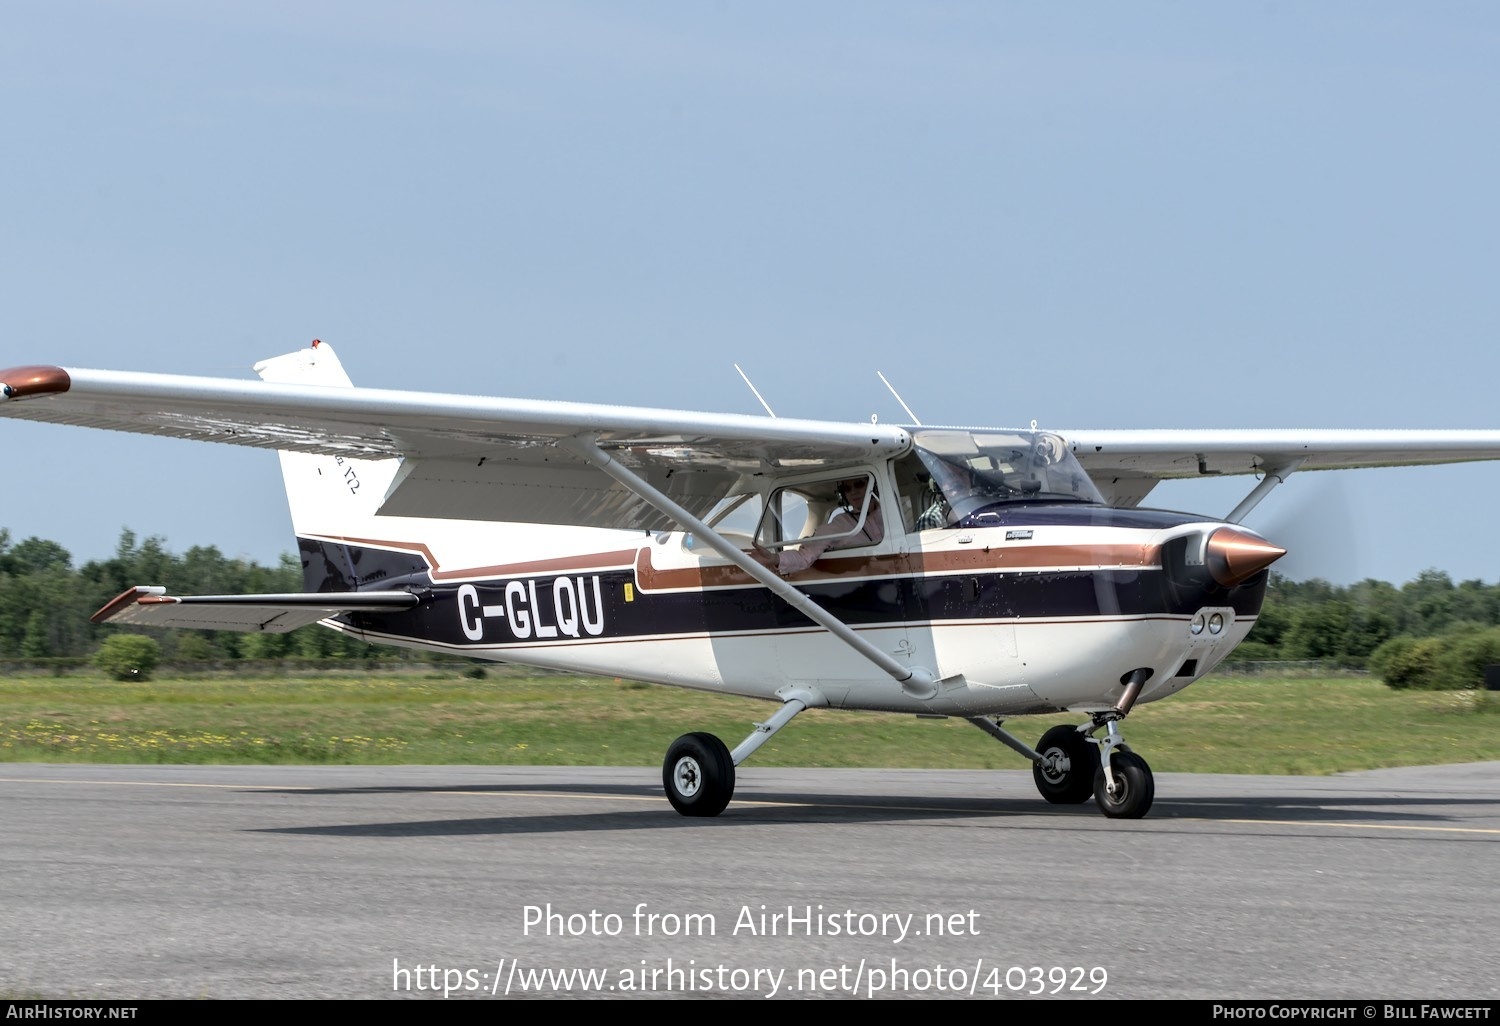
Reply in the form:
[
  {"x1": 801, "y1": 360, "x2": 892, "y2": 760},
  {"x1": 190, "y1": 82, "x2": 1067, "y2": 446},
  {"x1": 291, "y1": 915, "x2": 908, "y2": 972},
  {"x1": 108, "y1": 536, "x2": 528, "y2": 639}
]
[
  {"x1": 92, "y1": 587, "x2": 419, "y2": 633},
  {"x1": 380, "y1": 455, "x2": 743, "y2": 528}
]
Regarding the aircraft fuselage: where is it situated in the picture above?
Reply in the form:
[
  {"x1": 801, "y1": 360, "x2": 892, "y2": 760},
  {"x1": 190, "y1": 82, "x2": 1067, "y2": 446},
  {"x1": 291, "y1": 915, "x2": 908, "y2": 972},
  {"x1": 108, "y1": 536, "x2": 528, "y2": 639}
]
[{"x1": 310, "y1": 503, "x2": 1267, "y2": 718}]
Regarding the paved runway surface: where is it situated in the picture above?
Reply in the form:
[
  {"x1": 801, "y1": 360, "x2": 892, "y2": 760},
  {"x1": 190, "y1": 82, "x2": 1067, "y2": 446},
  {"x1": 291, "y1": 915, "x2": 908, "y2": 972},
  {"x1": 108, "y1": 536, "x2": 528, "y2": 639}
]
[{"x1": 3, "y1": 761, "x2": 1499, "y2": 1000}]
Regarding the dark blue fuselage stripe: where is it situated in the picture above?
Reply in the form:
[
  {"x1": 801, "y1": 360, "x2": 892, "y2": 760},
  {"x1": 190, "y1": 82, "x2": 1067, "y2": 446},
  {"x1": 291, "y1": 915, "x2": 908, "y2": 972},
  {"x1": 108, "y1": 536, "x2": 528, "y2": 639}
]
[{"x1": 339, "y1": 566, "x2": 1267, "y2": 648}]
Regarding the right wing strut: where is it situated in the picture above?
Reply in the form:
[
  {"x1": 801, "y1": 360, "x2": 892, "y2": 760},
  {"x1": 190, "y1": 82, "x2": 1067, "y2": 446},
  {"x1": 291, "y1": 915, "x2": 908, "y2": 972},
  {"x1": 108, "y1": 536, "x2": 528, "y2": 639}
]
[{"x1": 559, "y1": 433, "x2": 942, "y2": 699}]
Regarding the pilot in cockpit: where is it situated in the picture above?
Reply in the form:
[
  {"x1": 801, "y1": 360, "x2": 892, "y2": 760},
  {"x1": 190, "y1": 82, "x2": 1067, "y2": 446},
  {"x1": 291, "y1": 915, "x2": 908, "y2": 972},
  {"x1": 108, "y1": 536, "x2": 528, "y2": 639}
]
[{"x1": 914, "y1": 457, "x2": 971, "y2": 530}]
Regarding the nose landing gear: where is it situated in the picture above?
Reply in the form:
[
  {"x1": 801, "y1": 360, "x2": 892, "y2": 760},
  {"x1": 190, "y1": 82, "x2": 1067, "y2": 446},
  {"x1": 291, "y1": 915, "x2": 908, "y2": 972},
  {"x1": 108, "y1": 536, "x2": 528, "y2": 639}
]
[
  {"x1": 1093, "y1": 744, "x2": 1154, "y2": 819},
  {"x1": 972, "y1": 668, "x2": 1156, "y2": 819},
  {"x1": 1027, "y1": 716, "x2": 1155, "y2": 819}
]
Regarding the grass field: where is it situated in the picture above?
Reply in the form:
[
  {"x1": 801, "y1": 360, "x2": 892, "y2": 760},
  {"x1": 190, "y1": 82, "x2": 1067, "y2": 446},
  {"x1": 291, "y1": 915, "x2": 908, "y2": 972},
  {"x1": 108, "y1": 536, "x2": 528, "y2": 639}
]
[{"x1": 2, "y1": 666, "x2": 1497, "y2": 775}]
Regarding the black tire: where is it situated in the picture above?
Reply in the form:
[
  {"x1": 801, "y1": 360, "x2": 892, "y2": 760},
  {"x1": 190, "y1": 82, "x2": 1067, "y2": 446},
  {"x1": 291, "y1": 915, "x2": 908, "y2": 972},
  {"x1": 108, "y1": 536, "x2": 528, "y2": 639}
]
[
  {"x1": 1032, "y1": 726, "x2": 1098, "y2": 805},
  {"x1": 662, "y1": 732, "x2": 735, "y2": 817},
  {"x1": 1093, "y1": 750, "x2": 1155, "y2": 819}
]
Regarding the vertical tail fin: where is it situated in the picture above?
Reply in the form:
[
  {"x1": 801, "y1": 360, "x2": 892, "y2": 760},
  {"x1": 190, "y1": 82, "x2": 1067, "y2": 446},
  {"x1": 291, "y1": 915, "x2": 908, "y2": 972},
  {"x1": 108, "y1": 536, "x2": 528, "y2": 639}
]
[{"x1": 254, "y1": 341, "x2": 412, "y2": 593}]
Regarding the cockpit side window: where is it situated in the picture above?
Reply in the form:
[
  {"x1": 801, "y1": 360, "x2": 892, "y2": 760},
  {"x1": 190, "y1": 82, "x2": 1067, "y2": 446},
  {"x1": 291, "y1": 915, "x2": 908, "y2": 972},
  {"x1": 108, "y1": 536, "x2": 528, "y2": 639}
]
[
  {"x1": 757, "y1": 486, "x2": 813, "y2": 548},
  {"x1": 681, "y1": 491, "x2": 763, "y2": 554},
  {"x1": 893, "y1": 453, "x2": 940, "y2": 533},
  {"x1": 753, "y1": 472, "x2": 882, "y2": 552}
]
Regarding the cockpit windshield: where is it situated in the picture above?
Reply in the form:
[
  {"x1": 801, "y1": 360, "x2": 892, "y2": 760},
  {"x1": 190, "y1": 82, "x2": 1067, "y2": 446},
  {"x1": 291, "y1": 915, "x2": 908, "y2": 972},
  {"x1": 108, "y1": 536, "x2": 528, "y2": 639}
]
[{"x1": 903, "y1": 429, "x2": 1105, "y2": 528}]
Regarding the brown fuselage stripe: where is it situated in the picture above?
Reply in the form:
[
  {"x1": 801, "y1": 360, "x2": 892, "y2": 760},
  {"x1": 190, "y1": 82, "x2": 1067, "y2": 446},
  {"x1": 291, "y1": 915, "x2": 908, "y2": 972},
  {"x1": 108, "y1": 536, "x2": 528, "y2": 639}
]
[
  {"x1": 633, "y1": 542, "x2": 1162, "y2": 591},
  {"x1": 905, "y1": 544, "x2": 1157, "y2": 573},
  {"x1": 305, "y1": 533, "x2": 1162, "y2": 589}
]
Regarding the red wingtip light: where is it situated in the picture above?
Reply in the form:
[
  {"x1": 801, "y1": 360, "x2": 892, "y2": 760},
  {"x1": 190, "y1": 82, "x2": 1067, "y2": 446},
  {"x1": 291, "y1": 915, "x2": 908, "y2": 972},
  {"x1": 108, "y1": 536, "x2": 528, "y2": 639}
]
[{"x1": 1205, "y1": 526, "x2": 1287, "y2": 588}]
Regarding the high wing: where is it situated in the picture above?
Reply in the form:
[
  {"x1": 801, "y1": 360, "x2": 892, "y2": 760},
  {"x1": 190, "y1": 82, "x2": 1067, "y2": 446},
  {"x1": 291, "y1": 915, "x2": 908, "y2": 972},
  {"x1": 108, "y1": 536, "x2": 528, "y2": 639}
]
[
  {"x1": 0, "y1": 350, "x2": 910, "y2": 531},
  {"x1": 8, "y1": 351, "x2": 1500, "y2": 522},
  {"x1": 1059, "y1": 428, "x2": 1500, "y2": 507}
]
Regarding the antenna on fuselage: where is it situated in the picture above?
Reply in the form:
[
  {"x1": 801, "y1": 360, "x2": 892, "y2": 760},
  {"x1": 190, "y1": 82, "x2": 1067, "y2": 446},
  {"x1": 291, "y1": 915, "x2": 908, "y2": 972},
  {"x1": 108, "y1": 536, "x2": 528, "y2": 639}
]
[
  {"x1": 734, "y1": 364, "x2": 778, "y2": 418},
  {"x1": 877, "y1": 371, "x2": 922, "y2": 425}
]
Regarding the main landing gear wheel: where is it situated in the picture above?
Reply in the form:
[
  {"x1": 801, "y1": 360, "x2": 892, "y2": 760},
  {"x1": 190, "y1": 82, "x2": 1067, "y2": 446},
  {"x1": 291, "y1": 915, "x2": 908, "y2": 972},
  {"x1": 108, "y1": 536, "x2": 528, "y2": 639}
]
[
  {"x1": 1093, "y1": 750, "x2": 1155, "y2": 819},
  {"x1": 663, "y1": 732, "x2": 735, "y2": 817},
  {"x1": 1032, "y1": 725, "x2": 1098, "y2": 805}
]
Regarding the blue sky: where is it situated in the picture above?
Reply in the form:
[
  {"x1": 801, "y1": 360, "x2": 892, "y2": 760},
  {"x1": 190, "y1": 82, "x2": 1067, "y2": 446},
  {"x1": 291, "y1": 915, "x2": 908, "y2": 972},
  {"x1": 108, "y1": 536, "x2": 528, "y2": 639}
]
[{"x1": 3, "y1": 2, "x2": 1498, "y2": 586}]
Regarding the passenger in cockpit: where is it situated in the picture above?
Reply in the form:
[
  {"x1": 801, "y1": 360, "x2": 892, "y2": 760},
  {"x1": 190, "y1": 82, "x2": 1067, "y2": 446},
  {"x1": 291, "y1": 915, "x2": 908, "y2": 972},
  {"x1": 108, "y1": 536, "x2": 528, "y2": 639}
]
[{"x1": 753, "y1": 476, "x2": 883, "y2": 575}]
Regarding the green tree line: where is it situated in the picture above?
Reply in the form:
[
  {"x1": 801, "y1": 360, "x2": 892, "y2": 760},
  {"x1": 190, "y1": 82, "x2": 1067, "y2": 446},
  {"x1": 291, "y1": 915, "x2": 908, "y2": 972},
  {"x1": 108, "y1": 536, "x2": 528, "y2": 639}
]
[
  {"x1": 1237, "y1": 571, "x2": 1500, "y2": 690},
  {"x1": 4, "y1": 527, "x2": 1499, "y2": 689},
  {"x1": 0, "y1": 527, "x2": 385, "y2": 664}
]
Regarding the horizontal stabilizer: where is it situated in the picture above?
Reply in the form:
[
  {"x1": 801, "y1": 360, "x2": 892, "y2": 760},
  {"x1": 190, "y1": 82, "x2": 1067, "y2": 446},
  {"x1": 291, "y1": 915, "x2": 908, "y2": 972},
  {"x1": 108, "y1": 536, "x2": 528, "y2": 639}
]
[{"x1": 92, "y1": 586, "x2": 419, "y2": 633}]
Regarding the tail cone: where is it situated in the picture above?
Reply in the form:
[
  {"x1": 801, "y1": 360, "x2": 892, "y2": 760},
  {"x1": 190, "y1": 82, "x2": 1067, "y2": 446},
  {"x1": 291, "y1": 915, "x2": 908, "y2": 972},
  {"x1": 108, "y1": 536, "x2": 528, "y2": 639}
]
[{"x1": 1205, "y1": 526, "x2": 1286, "y2": 588}]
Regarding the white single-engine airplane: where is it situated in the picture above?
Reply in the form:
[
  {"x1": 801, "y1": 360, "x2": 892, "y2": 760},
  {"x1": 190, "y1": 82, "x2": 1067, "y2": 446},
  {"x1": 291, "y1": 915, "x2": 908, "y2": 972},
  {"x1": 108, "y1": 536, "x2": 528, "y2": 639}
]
[{"x1": 5, "y1": 341, "x2": 1500, "y2": 819}]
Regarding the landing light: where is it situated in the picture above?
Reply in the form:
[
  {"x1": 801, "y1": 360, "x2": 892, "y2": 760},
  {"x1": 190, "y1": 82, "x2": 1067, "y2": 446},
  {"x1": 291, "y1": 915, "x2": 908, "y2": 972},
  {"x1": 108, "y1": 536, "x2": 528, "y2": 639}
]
[
  {"x1": 1190, "y1": 614, "x2": 1205, "y2": 636},
  {"x1": 1208, "y1": 613, "x2": 1225, "y2": 635}
]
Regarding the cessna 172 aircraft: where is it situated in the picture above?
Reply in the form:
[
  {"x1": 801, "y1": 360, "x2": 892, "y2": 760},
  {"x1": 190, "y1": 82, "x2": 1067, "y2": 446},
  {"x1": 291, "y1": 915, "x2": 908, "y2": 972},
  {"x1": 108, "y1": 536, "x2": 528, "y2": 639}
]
[{"x1": 5, "y1": 341, "x2": 1500, "y2": 820}]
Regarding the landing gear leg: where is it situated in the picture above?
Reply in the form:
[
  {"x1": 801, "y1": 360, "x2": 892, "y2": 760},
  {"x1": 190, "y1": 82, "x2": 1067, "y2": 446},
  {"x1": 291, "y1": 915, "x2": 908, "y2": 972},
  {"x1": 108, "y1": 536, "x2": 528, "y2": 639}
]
[
  {"x1": 1020, "y1": 715, "x2": 1155, "y2": 818},
  {"x1": 661, "y1": 687, "x2": 824, "y2": 818},
  {"x1": 1094, "y1": 748, "x2": 1154, "y2": 818},
  {"x1": 1001, "y1": 667, "x2": 1156, "y2": 818},
  {"x1": 966, "y1": 716, "x2": 1108, "y2": 806},
  {"x1": 1031, "y1": 725, "x2": 1098, "y2": 804}
]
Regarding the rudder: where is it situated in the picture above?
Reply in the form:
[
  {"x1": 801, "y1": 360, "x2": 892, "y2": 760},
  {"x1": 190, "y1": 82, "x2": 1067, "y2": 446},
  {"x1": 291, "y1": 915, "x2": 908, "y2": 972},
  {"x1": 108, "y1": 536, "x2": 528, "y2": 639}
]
[{"x1": 254, "y1": 340, "x2": 405, "y2": 593}]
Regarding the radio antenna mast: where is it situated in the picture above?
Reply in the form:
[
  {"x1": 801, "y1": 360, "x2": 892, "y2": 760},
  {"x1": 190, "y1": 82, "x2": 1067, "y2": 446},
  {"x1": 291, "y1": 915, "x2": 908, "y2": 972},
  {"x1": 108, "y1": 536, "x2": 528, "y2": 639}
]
[
  {"x1": 734, "y1": 364, "x2": 778, "y2": 418},
  {"x1": 877, "y1": 371, "x2": 922, "y2": 425}
]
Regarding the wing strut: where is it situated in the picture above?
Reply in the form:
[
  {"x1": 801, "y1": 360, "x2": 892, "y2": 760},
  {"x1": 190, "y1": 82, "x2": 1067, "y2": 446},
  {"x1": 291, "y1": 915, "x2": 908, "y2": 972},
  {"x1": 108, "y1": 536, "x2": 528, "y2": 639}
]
[
  {"x1": 1225, "y1": 458, "x2": 1305, "y2": 523},
  {"x1": 559, "y1": 434, "x2": 941, "y2": 699}
]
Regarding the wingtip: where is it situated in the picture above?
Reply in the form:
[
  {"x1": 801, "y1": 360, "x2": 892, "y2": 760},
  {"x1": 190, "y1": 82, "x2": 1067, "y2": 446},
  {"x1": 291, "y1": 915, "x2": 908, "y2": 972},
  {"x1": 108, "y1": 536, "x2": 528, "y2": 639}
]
[
  {"x1": 0, "y1": 365, "x2": 71, "y2": 400},
  {"x1": 91, "y1": 585, "x2": 171, "y2": 624}
]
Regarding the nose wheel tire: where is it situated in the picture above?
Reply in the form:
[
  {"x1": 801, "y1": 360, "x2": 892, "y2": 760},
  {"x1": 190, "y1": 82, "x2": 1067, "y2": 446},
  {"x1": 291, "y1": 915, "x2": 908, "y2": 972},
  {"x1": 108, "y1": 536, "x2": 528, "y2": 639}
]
[
  {"x1": 1032, "y1": 725, "x2": 1099, "y2": 805},
  {"x1": 663, "y1": 731, "x2": 735, "y2": 817},
  {"x1": 1093, "y1": 750, "x2": 1155, "y2": 819}
]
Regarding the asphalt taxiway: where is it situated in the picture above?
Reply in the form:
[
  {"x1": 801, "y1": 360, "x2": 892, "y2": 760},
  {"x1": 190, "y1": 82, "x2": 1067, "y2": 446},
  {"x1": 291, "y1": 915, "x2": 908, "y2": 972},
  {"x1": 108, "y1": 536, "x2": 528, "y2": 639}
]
[{"x1": 2, "y1": 762, "x2": 1498, "y2": 1000}]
